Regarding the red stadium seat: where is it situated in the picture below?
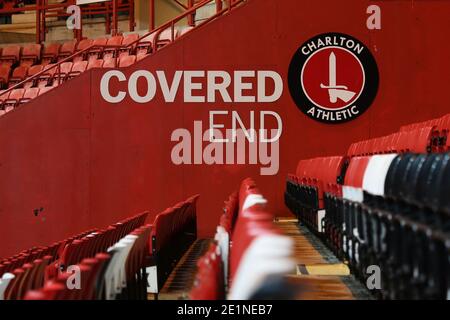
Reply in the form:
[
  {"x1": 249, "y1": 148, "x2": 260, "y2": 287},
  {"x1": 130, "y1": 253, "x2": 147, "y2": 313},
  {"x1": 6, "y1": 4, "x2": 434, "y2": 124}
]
[
  {"x1": 136, "y1": 53, "x2": 149, "y2": 61},
  {"x1": 0, "y1": 45, "x2": 21, "y2": 66},
  {"x1": 8, "y1": 65, "x2": 28, "y2": 88},
  {"x1": 42, "y1": 43, "x2": 61, "y2": 65},
  {"x1": 53, "y1": 62, "x2": 73, "y2": 83},
  {"x1": 19, "y1": 88, "x2": 40, "y2": 105},
  {"x1": 0, "y1": 65, "x2": 10, "y2": 88},
  {"x1": 87, "y1": 59, "x2": 104, "y2": 70},
  {"x1": 88, "y1": 37, "x2": 108, "y2": 61},
  {"x1": 58, "y1": 40, "x2": 77, "y2": 61},
  {"x1": 136, "y1": 33, "x2": 156, "y2": 56},
  {"x1": 73, "y1": 39, "x2": 93, "y2": 62},
  {"x1": 2, "y1": 88, "x2": 25, "y2": 112},
  {"x1": 102, "y1": 57, "x2": 117, "y2": 68},
  {"x1": 23, "y1": 64, "x2": 44, "y2": 89},
  {"x1": 119, "y1": 33, "x2": 139, "y2": 57},
  {"x1": 68, "y1": 61, "x2": 88, "y2": 79},
  {"x1": 157, "y1": 28, "x2": 179, "y2": 49},
  {"x1": 20, "y1": 44, "x2": 42, "y2": 66},
  {"x1": 0, "y1": 89, "x2": 11, "y2": 115},
  {"x1": 118, "y1": 55, "x2": 136, "y2": 68},
  {"x1": 36, "y1": 64, "x2": 57, "y2": 88},
  {"x1": 103, "y1": 35, "x2": 124, "y2": 59}
]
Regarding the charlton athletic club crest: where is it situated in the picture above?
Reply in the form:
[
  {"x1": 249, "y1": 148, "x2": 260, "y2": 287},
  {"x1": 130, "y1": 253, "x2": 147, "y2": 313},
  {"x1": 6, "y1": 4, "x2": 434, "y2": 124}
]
[{"x1": 288, "y1": 32, "x2": 379, "y2": 124}]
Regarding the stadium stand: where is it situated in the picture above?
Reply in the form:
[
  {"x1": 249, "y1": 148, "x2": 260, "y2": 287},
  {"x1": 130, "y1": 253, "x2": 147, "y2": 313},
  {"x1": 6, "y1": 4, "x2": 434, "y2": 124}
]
[
  {"x1": 0, "y1": 29, "x2": 193, "y2": 114},
  {"x1": 190, "y1": 179, "x2": 295, "y2": 300},
  {"x1": 0, "y1": 195, "x2": 199, "y2": 300},
  {"x1": 1, "y1": 0, "x2": 449, "y2": 303},
  {"x1": 285, "y1": 112, "x2": 450, "y2": 300}
]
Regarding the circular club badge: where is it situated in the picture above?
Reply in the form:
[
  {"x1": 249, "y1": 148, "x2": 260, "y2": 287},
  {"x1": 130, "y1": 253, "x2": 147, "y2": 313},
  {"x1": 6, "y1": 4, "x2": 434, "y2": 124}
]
[{"x1": 288, "y1": 33, "x2": 379, "y2": 124}]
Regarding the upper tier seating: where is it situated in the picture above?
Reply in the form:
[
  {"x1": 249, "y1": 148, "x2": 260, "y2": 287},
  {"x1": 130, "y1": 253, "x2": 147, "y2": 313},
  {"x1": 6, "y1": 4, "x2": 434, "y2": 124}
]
[
  {"x1": 285, "y1": 112, "x2": 450, "y2": 300},
  {"x1": 0, "y1": 27, "x2": 195, "y2": 114},
  {"x1": 190, "y1": 179, "x2": 295, "y2": 300}
]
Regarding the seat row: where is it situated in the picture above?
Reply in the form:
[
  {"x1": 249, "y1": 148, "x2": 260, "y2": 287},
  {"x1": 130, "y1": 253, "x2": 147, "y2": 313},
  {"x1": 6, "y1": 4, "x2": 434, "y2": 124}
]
[
  {"x1": 0, "y1": 212, "x2": 148, "y2": 300},
  {"x1": 0, "y1": 87, "x2": 53, "y2": 116},
  {"x1": 347, "y1": 127, "x2": 434, "y2": 157},
  {"x1": 286, "y1": 113, "x2": 450, "y2": 299},
  {"x1": 25, "y1": 224, "x2": 152, "y2": 300},
  {"x1": 285, "y1": 156, "x2": 345, "y2": 231},
  {"x1": 147, "y1": 195, "x2": 199, "y2": 294},
  {"x1": 0, "y1": 54, "x2": 147, "y2": 113},
  {"x1": 1, "y1": 53, "x2": 146, "y2": 90},
  {"x1": 325, "y1": 153, "x2": 449, "y2": 300},
  {"x1": 347, "y1": 113, "x2": 450, "y2": 157},
  {"x1": 0, "y1": 27, "x2": 194, "y2": 88},
  {"x1": 189, "y1": 243, "x2": 225, "y2": 300},
  {"x1": 191, "y1": 179, "x2": 295, "y2": 300},
  {"x1": 0, "y1": 28, "x2": 189, "y2": 68}
]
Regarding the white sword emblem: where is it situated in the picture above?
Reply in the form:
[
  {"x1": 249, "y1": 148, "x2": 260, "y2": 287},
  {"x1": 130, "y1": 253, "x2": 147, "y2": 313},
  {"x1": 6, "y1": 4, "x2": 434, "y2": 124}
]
[{"x1": 320, "y1": 52, "x2": 356, "y2": 103}]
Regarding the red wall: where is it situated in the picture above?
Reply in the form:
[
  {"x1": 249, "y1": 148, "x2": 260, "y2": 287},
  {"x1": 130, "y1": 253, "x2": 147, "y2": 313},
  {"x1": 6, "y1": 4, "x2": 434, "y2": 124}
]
[{"x1": 1, "y1": 0, "x2": 450, "y2": 257}]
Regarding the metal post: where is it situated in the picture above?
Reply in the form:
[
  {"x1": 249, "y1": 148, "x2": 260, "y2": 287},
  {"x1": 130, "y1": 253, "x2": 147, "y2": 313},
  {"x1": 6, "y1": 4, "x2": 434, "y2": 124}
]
[
  {"x1": 187, "y1": 0, "x2": 194, "y2": 27},
  {"x1": 106, "y1": 2, "x2": 111, "y2": 34},
  {"x1": 149, "y1": 0, "x2": 155, "y2": 31},
  {"x1": 112, "y1": 0, "x2": 118, "y2": 35},
  {"x1": 129, "y1": 0, "x2": 135, "y2": 31},
  {"x1": 36, "y1": 0, "x2": 41, "y2": 43},
  {"x1": 216, "y1": 0, "x2": 223, "y2": 13}
]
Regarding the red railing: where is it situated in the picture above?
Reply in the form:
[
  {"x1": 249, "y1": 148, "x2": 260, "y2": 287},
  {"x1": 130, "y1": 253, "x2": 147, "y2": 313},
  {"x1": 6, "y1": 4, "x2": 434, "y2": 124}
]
[{"x1": 0, "y1": 0, "x2": 246, "y2": 101}]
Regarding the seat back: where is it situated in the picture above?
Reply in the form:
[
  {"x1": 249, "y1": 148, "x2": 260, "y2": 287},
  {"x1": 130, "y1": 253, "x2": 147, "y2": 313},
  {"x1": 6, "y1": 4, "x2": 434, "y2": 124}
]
[
  {"x1": 119, "y1": 55, "x2": 136, "y2": 68},
  {"x1": 87, "y1": 59, "x2": 104, "y2": 70}
]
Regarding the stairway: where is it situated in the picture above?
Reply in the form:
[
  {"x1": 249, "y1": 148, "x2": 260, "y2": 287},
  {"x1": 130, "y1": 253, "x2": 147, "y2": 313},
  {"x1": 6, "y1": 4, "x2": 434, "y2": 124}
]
[
  {"x1": 276, "y1": 219, "x2": 373, "y2": 300},
  {"x1": 156, "y1": 219, "x2": 373, "y2": 300}
]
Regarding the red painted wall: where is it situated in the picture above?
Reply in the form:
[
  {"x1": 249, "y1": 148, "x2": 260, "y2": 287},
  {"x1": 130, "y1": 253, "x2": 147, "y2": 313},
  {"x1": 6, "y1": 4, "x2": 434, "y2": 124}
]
[{"x1": 1, "y1": 0, "x2": 450, "y2": 257}]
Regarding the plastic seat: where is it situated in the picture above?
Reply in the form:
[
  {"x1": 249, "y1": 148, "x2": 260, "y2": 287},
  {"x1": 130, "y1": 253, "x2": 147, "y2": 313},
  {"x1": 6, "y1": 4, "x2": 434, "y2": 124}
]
[
  {"x1": 118, "y1": 55, "x2": 136, "y2": 68},
  {"x1": 362, "y1": 154, "x2": 398, "y2": 198},
  {"x1": 73, "y1": 39, "x2": 93, "y2": 62},
  {"x1": 23, "y1": 64, "x2": 44, "y2": 89},
  {"x1": 102, "y1": 57, "x2": 117, "y2": 69},
  {"x1": 42, "y1": 43, "x2": 61, "y2": 65},
  {"x1": 85, "y1": 58, "x2": 103, "y2": 70},
  {"x1": 68, "y1": 61, "x2": 88, "y2": 79},
  {"x1": 3, "y1": 88, "x2": 25, "y2": 112},
  {"x1": 37, "y1": 64, "x2": 57, "y2": 88},
  {"x1": 8, "y1": 65, "x2": 28, "y2": 88},
  {"x1": 343, "y1": 156, "x2": 371, "y2": 203},
  {"x1": 229, "y1": 234, "x2": 295, "y2": 300},
  {"x1": 410, "y1": 127, "x2": 433, "y2": 153},
  {"x1": 58, "y1": 40, "x2": 77, "y2": 61},
  {"x1": 0, "y1": 45, "x2": 21, "y2": 66},
  {"x1": 156, "y1": 28, "x2": 179, "y2": 49},
  {"x1": 0, "y1": 273, "x2": 15, "y2": 300},
  {"x1": 419, "y1": 154, "x2": 449, "y2": 215},
  {"x1": 53, "y1": 62, "x2": 73, "y2": 83},
  {"x1": 0, "y1": 65, "x2": 10, "y2": 88},
  {"x1": 136, "y1": 33, "x2": 156, "y2": 56},
  {"x1": 136, "y1": 53, "x2": 149, "y2": 61},
  {"x1": 103, "y1": 35, "x2": 124, "y2": 59},
  {"x1": 0, "y1": 90, "x2": 10, "y2": 111},
  {"x1": 19, "y1": 88, "x2": 40, "y2": 105},
  {"x1": 88, "y1": 38, "x2": 108, "y2": 61},
  {"x1": 119, "y1": 33, "x2": 139, "y2": 57},
  {"x1": 20, "y1": 44, "x2": 42, "y2": 66}
]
